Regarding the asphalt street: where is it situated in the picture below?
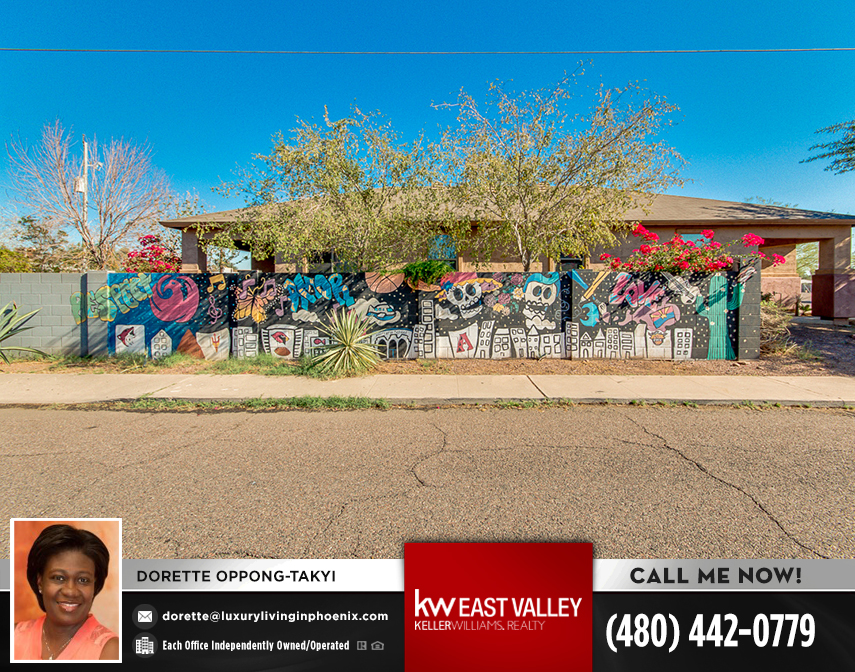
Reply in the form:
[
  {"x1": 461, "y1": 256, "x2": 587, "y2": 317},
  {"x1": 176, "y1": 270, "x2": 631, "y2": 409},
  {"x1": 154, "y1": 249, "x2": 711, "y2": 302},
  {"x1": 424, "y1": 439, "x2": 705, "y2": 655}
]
[{"x1": 1, "y1": 406, "x2": 852, "y2": 560}]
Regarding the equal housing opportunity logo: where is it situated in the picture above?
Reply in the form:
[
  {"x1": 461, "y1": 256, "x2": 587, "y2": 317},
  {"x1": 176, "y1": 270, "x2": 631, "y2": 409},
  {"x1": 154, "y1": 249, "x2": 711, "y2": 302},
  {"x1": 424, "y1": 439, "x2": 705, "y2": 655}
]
[{"x1": 405, "y1": 543, "x2": 592, "y2": 671}]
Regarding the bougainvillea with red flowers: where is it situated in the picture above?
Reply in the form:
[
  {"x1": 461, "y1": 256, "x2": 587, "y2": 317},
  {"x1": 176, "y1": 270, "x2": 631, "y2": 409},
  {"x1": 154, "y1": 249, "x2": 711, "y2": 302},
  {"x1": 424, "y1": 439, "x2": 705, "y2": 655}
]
[
  {"x1": 598, "y1": 225, "x2": 786, "y2": 274},
  {"x1": 124, "y1": 234, "x2": 181, "y2": 273}
]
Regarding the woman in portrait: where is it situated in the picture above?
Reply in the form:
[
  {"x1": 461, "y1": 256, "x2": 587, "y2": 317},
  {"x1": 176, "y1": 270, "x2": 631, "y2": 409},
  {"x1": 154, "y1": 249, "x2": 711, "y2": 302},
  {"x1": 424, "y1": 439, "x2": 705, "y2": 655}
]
[{"x1": 14, "y1": 524, "x2": 119, "y2": 660}]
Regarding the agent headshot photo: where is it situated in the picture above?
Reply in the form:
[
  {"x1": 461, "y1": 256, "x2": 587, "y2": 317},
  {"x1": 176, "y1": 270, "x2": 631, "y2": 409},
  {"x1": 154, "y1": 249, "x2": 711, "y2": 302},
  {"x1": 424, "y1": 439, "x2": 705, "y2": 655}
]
[{"x1": 12, "y1": 519, "x2": 121, "y2": 662}]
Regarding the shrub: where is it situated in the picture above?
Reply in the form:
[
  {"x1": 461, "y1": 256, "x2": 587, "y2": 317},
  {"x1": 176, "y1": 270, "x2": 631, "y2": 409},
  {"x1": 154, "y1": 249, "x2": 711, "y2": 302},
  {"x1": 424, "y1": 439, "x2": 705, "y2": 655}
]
[
  {"x1": 124, "y1": 234, "x2": 181, "y2": 273},
  {"x1": 310, "y1": 309, "x2": 382, "y2": 376},
  {"x1": 600, "y1": 225, "x2": 786, "y2": 275},
  {"x1": 400, "y1": 260, "x2": 454, "y2": 287}
]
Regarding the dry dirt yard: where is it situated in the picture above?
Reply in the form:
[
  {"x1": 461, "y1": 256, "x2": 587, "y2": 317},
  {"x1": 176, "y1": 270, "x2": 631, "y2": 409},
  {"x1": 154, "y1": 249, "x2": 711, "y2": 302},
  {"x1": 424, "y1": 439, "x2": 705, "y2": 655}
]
[{"x1": 3, "y1": 317, "x2": 855, "y2": 378}]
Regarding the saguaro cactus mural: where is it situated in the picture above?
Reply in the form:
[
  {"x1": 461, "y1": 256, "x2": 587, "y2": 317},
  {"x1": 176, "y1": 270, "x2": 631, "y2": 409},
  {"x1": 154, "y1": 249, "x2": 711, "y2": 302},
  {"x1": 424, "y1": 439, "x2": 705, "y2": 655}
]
[{"x1": 696, "y1": 274, "x2": 744, "y2": 360}]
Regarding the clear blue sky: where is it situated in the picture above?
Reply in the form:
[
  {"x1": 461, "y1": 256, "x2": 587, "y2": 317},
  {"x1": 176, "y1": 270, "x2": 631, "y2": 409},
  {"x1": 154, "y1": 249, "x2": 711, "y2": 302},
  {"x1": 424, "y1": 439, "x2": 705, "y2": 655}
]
[{"x1": 2, "y1": 0, "x2": 854, "y2": 221}]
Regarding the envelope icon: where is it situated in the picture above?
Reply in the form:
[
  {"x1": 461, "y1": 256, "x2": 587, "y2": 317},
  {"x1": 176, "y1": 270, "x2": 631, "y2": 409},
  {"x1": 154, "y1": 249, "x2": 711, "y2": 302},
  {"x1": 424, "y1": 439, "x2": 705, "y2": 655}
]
[{"x1": 138, "y1": 611, "x2": 153, "y2": 623}]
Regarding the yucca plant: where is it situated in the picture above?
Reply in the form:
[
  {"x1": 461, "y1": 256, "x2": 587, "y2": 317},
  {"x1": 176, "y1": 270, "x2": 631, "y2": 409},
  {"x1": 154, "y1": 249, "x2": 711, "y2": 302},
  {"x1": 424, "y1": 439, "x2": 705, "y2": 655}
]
[
  {"x1": 311, "y1": 309, "x2": 382, "y2": 376},
  {"x1": 0, "y1": 302, "x2": 46, "y2": 363}
]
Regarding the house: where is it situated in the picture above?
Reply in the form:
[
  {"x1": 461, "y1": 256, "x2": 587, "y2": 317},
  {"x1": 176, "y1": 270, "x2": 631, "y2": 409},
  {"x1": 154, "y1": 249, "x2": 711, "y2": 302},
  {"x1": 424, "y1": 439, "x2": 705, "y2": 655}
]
[{"x1": 161, "y1": 194, "x2": 855, "y2": 321}]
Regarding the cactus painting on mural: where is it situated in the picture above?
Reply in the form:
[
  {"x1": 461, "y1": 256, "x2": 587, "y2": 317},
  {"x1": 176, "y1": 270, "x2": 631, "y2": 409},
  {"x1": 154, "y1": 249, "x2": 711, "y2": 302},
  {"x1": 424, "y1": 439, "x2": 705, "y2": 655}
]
[{"x1": 695, "y1": 274, "x2": 744, "y2": 360}]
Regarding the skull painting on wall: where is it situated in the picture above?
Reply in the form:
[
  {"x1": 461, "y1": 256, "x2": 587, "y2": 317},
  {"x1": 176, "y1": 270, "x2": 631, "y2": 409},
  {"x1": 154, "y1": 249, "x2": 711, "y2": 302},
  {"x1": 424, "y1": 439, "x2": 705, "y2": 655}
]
[
  {"x1": 522, "y1": 273, "x2": 559, "y2": 330},
  {"x1": 445, "y1": 280, "x2": 483, "y2": 319}
]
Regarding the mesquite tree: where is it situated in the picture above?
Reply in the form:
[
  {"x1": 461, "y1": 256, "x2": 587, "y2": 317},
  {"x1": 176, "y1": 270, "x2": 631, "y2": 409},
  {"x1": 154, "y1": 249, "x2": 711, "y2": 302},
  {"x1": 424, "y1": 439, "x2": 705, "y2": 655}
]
[
  {"x1": 214, "y1": 106, "x2": 448, "y2": 272},
  {"x1": 437, "y1": 72, "x2": 683, "y2": 271}
]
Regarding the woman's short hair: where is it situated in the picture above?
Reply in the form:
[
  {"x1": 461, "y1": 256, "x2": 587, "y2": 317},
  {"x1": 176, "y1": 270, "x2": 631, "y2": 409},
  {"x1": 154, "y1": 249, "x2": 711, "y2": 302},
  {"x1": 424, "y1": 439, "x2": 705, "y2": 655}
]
[{"x1": 26, "y1": 525, "x2": 110, "y2": 611}]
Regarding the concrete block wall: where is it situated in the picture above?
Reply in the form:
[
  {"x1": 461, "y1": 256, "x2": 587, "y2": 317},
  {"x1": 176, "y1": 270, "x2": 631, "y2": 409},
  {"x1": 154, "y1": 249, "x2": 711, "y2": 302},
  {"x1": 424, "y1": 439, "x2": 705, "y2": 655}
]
[
  {"x1": 0, "y1": 273, "x2": 85, "y2": 355},
  {"x1": 737, "y1": 260, "x2": 762, "y2": 360}
]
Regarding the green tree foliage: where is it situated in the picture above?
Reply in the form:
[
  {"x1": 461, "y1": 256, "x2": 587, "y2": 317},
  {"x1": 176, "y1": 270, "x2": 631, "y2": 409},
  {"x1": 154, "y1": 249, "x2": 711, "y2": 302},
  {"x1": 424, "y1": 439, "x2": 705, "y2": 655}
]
[
  {"x1": 800, "y1": 121, "x2": 855, "y2": 270},
  {"x1": 0, "y1": 246, "x2": 31, "y2": 272},
  {"x1": 14, "y1": 216, "x2": 70, "y2": 272},
  {"x1": 213, "y1": 106, "x2": 446, "y2": 272},
  {"x1": 437, "y1": 72, "x2": 683, "y2": 271},
  {"x1": 802, "y1": 118, "x2": 855, "y2": 174}
]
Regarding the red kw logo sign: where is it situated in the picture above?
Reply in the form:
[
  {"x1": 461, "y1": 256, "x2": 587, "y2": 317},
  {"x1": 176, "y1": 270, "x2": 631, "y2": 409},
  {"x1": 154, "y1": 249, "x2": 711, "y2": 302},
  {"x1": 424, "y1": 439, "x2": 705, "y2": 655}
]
[{"x1": 405, "y1": 542, "x2": 592, "y2": 671}]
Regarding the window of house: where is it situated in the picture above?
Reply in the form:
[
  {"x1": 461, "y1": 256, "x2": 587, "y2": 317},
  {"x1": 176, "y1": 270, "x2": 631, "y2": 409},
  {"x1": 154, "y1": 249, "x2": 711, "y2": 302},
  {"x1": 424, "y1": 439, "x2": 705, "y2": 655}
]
[
  {"x1": 559, "y1": 255, "x2": 584, "y2": 271},
  {"x1": 430, "y1": 235, "x2": 457, "y2": 271},
  {"x1": 306, "y1": 250, "x2": 353, "y2": 273}
]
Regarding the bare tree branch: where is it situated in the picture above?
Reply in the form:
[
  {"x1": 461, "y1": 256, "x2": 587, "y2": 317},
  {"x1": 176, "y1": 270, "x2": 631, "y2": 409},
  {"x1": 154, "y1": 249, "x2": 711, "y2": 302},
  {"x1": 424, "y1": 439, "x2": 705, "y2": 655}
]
[{"x1": 4, "y1": 121, "x2": 172, "y2": 269}]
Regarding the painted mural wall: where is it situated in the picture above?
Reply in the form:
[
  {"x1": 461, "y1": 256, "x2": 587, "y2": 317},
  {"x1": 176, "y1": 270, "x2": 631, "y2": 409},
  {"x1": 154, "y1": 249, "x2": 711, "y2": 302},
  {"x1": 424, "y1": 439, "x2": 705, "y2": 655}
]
[
  {"x1": 418, "y1": 271, "x2": 564, "y2": 359},
  {"x1": 21, "y1": 267, "x2": 757, "y2": 361},
  {"x1": 563, "y1": 265, "x2": 759, "y2": 361}
]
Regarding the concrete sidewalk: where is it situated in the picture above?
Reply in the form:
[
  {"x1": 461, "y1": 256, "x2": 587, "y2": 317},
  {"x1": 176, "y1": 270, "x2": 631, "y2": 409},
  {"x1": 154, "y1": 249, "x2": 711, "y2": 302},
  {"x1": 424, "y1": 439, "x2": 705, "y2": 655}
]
[{"x1": 0, "y1": 372, "x2": 854, "y2": 406}]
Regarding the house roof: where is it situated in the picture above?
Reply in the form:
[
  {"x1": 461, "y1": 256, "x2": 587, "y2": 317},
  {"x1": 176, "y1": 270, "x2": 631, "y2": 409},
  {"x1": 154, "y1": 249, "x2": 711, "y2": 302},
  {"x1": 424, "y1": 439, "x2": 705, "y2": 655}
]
[
  {"x1": 160, "y1": 193, "x2": 855, "y2": 230},
  {"x1": 623, "y1": 194, "x2": 855, "y2": 222}
]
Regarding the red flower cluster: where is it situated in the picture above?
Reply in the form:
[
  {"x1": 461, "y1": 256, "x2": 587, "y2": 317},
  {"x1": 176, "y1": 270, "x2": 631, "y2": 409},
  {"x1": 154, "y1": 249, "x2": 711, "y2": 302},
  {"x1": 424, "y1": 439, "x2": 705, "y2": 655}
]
[
  {"x1": 603, "y1": 225, "x2": 785, "y2": 275},
  {"x1": 124, "y1": 234, "x2": 181, "y2": 273}
]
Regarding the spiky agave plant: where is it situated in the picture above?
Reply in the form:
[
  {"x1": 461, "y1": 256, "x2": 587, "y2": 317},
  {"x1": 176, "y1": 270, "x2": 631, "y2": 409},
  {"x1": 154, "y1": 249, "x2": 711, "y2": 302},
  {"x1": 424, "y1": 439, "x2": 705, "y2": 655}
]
[
  {"x1": 311, "y1": 309, "x2": 382, "y2": 376},
  {"x1": 0, "y1": 302, "x2": 46, "y2": 363}
]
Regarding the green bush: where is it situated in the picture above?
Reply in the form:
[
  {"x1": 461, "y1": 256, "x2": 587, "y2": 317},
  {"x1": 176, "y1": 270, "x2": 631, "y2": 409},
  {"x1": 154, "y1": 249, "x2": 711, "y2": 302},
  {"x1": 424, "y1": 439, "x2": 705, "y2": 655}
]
[
  {"x1": 399, "y1": 260, "x2": 454, "y2": 286},
  {"x1": 311, "y1": 310, "x2": 381, "y2": 376}
]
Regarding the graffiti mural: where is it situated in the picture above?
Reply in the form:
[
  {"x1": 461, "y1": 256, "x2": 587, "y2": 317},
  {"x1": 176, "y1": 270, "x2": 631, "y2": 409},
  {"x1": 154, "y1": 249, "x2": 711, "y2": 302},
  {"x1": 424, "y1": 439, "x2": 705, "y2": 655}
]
[
  {"x1": 251, "y1": 273, "x2": 416, "y2": 360},
  {"x1": 83, "y1": 268, "x2": 756, "y2": 361},
  {"x1": 565, "y1": 267, "x2": 754, "y2": 361},
  {"x1": 418, "y1": 272, "x2": 563, "y2": 359},
  {"x1": 70, "y1": 273, "x2": 155, "y2": 325},
  {"x1": 106, "y1": 273, "x2": 231, "y2": 360}
]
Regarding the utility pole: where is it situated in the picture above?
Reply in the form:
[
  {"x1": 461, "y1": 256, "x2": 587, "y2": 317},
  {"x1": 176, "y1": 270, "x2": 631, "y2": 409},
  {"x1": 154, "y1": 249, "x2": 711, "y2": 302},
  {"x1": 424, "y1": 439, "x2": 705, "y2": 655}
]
[
  {"x1": 73, "y1": 136, "x2": 91, "y2": 270},
  {"x1": 74, "y1": 135, "x2": 89, "y2": 227},
  {"x1": 82, "y1": 135, "x2": 88, "y2": 230}
]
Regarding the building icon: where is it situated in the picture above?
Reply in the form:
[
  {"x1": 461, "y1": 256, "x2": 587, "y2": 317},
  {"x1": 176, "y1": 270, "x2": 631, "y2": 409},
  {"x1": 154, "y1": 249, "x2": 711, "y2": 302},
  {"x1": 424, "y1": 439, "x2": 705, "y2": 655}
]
[{"x1": 136, "y1": 636, "x2": 155, "y2": 655}]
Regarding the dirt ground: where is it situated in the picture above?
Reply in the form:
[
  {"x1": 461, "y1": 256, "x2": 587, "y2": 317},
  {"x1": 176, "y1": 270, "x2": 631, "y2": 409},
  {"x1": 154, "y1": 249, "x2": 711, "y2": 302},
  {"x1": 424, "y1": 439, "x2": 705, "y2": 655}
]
[{"x1": 3, "y1": 318, "x2": 855, "y2": 377}]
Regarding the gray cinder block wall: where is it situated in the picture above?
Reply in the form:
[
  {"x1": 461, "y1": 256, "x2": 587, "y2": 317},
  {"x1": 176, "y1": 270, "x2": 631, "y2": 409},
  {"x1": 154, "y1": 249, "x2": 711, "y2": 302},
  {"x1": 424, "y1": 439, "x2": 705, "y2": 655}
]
[
  {"x1": 0, "y1": 273, "x2": 86, "y2": 355},
  {"x1": 737, "y1": 260, "x2": 762, "y2": 360}
]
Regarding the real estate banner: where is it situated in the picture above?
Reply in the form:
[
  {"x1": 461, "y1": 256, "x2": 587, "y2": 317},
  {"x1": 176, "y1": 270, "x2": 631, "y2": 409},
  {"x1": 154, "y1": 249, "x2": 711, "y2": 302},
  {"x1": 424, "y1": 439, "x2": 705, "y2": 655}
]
[{"x1": 6, "y1": 552, "x2": 855, "y2": 669}]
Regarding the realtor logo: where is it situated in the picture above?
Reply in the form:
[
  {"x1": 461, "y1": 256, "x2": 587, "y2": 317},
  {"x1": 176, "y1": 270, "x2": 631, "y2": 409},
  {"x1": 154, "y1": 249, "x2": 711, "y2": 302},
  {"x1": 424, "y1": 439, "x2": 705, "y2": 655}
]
[{"x1": 405, "y1": 542, "x2": 592, "y2": 671}]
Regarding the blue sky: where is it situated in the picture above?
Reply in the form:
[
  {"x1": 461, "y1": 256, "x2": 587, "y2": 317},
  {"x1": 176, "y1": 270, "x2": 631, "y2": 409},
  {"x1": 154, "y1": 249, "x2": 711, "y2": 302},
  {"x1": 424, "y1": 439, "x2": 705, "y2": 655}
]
[{"x1": 2, "y1": 0, "x2": 854, "y2": 222}]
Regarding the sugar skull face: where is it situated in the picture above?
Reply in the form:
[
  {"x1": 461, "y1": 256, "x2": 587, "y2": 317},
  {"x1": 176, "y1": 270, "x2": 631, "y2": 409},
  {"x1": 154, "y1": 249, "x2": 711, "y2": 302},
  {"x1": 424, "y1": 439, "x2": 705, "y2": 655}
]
[
  {"x1": 523, "y1": 279, "x2": 558, "y2": 307},
  {"x1": 446, "y1": 281, "x2": 483, "y2": 319},
  {"x1": 522, "y1": 275, "x2": 560, "y2": 330}
]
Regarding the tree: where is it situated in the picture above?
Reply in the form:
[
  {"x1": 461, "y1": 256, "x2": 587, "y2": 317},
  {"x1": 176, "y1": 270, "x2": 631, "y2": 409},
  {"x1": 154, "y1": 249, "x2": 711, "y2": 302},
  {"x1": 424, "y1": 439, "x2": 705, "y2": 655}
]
[
  {"x1": 801, "y1": 120, "x2": 855, "y2": 270},
  {"x1": 14, "y1": 216, "x2": 70, "y2": 272},
  {"x1": 436, "y1": 73, "x2": 683, "y2": 271},
  {"x1": 213, "y1": 106, "x2": 446, "y2": 272},
  {"x1": 802, "y1": 118, "x2": 855, "y2": 174},
  {"x1": 5, "y1": 121, "x2": 172, "y2": 270},
  {"x1": 0, "y1": 246, "x2": 31, "y2": 273}
]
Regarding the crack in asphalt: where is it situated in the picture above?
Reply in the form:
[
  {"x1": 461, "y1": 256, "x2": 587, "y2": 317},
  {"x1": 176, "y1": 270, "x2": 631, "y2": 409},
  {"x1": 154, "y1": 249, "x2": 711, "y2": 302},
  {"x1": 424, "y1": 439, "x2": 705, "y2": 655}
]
[
  {"x1": 306, "y1": 421, "x2": 456, "y2": 556},
  {"x1": 620, "y1": 412, "x2": 831, "y2": 559},
  {"x1": 303, "y1": 488, "x2": 412, "y2": 557},
  {"x1": 31, "y1": 415, "x2": 255, "y2": 518},
  {"x1": 1, "y1": 451, "x2": 102, "y2": 459},
  {"x1": 409, "y1": 421, "x2": 451, "y2": 487}
]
